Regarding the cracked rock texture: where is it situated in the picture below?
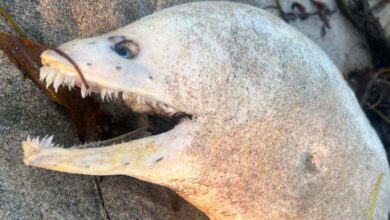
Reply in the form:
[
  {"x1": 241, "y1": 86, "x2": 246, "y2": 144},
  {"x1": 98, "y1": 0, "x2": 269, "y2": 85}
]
[{"x1": 0, "y1": 0, "x2": 381, "y2": 219}]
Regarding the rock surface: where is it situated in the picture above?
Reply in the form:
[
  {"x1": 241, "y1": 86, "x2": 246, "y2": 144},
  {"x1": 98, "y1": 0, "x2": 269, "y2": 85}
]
[
  {"x1": 369, "y1": 0, "x2": 390, "y2": 40},
  {"x1": 0, "y1": 0, "x2": 386, "y2": 219},
  {"x1": 274, "y1": 0, "x2": 371, "y2": 73}
]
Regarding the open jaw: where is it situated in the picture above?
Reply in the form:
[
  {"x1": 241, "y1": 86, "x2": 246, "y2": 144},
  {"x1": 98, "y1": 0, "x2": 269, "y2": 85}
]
[{"x1": 22, "y1": 62, "x2": 192, "y2": 170}]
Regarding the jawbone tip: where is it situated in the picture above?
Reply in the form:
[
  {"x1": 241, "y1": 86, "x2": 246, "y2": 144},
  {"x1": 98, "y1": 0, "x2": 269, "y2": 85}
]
[
  {"x1": 22, "y1": 139, "x2": 41, "y2": 165},
  {"x1": 22, "y1": 135, "x2": 55, "y2": 165}
]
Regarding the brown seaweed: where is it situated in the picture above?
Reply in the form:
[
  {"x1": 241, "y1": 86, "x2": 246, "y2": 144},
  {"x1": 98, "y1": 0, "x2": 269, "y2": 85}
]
[{"x1": 0, "y1": 32, "x2": 111, "y2": 142}]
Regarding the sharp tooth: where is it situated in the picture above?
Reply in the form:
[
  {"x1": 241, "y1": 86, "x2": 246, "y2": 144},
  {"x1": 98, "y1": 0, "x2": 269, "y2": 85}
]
[
  {"x1": 122, "y1": 92, "x2": 128, "y2": 100},
  {"x1": 41, "y1": 135, "x2": 48, "y2": 146},
  {"x1": 70, "y1": 79, "x2": 75, "y2": 88},
  {"x1": 101, "y1": 89, "x2": 106, "y2": 100},
  {"x1": 81, "y1": 85, "x2": 87, "y2": 98},
  {"x1": 40, "y1": 70, "x2": 49, "y2": 81},
  {"x1": 46, "y1": 135, "x2": 54, "y2": 148},
  {"x1": 45, "y1": 72, "x2": 57, "y2": 88},
  {"x1": 33, "y1": 137, "x2": 40, "y2": 146},
  {"x1": 64, "y1": 76, "x2": 73, "y2": 89},
  {"x1": 103, "y1": 90, "x2": 108, "y2": 99},
  {"x1": 107, "y1": 90, "x2": 113, "y2": 100},
  {"x1": 53, "y1": 75, "x2": 64, "y2": 92}
]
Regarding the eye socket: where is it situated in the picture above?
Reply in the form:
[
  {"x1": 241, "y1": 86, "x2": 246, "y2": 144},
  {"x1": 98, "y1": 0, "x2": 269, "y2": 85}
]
[{"x1": 113, "y1": 40, "x2": 139, "y2": 59}]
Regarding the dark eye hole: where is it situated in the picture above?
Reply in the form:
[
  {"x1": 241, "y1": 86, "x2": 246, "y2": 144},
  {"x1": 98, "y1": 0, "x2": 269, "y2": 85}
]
[{"x1": 113, "y1": 40, "x2": 139, "y2": 59}]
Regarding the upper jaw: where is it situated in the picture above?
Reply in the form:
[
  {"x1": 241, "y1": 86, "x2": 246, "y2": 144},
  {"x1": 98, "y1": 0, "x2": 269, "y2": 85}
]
[{"x1": 39, "y1": 63, "x2": 179, "y2": 117}]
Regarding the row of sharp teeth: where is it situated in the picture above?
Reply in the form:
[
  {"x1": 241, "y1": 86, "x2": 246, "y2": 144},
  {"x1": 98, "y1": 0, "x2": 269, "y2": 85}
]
[
  {"x1": 26, "y1": 135, "x2": 104, "y2": 149},
  {"x1": 26, "y1": 135, "x2": 61, "y2": 149},
  {"x1": 40, "y1": 66, "x2": 177, "y2": 115},
  {"x1": 40, "y1": 66, "x2": 76, "y2": 92},
  {"x1": 40, "y1": 66, "x2": 131, "y2": 100}
]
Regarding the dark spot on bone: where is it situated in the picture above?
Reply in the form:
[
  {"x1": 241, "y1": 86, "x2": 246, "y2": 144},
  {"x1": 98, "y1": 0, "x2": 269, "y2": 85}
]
[
  {"x1": 87, "y1": 62, "x2": 92, "y2": 66},
  {"x1": 85, "y1": 165, "x2": 90, "y2": 168},
  {"x1": 71, "y1": 43, "x2": 76, "y2": 46},
  {"x1": 301, "y1": 152, "x2": 318, "y2": 173},
  {"x1": 155, "y1": 157, "x2": 164, "y2": 163},
  {"x1": 149, "y1": 76, "x2": 153, "y2": 80},
  {"x1": 89, "y1": 41, "x2": 96, "y2": 45},
  {"x1": 122, "y1": 161, "x2": 129, "y2": 166},
  {"x1": 116, "y1": 66, "x2": 122, "y2": 70}
]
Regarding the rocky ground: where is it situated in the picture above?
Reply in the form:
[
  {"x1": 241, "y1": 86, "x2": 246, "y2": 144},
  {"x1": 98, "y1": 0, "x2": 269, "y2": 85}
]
[{"x1": 0, "y1": 0, "x2": 389, "y2": 219}]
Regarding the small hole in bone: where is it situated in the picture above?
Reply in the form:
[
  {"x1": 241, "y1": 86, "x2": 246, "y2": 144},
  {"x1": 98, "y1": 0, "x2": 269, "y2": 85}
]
[{"x1": 155, "y1": 157, "x2": 164, "y2": 163}]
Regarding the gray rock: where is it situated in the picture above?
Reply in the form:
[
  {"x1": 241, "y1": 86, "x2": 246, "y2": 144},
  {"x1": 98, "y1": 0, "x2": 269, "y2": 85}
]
[
  {"x1": 369, "y1": 0, "x2": 390, "y2": 40},
  {"x1": 274, "y1": 0, "x2": 372, "y2": 73},
  {"x1": 99, "y1": 176, "x2": 207, "y2": 220}
]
